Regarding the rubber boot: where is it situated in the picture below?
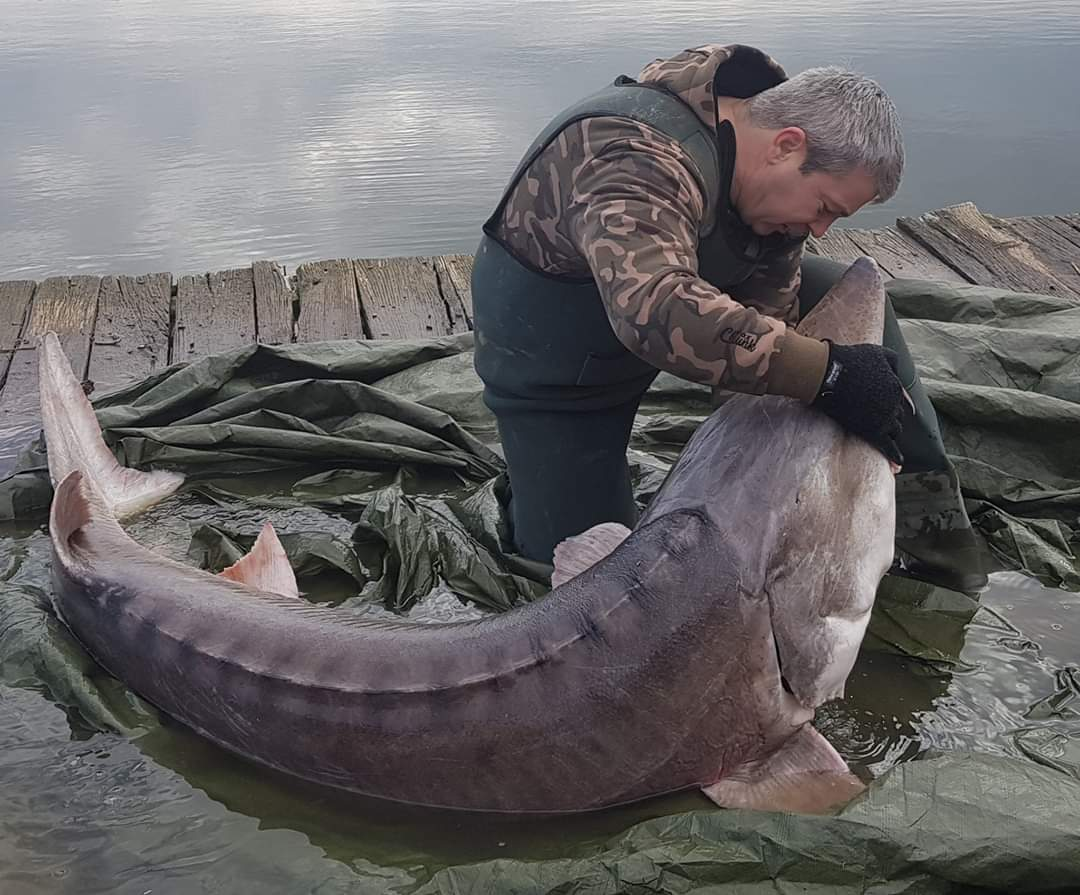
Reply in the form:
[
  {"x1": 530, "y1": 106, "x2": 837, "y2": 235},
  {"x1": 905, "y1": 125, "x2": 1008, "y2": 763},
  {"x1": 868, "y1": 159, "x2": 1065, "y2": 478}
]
[{"x1": 892, "y1": 469, "x2": 989, "y2": 596}]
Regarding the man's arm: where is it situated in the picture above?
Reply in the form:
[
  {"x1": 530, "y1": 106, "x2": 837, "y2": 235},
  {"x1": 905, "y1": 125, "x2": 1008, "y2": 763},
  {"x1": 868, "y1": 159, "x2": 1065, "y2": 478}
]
[
  {"x1": 727, "y1": 236, "x2": 806, "y2": 328},
  {"x1": 563, "y1": 118, "x2": 828, "y2": 400}
]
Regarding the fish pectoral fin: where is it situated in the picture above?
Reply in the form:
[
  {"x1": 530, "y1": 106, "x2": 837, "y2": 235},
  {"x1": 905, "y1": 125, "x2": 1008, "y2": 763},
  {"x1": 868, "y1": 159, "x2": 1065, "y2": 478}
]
[
  {"x1": 702, "y1": 724, "x2": 865, "y2": 815},
  {"x1": 551, "y1": 521, "x2": 632, "y2": 587},
  {"x1": 218, "y1": 522, "x2": 301, "y2": 599}
]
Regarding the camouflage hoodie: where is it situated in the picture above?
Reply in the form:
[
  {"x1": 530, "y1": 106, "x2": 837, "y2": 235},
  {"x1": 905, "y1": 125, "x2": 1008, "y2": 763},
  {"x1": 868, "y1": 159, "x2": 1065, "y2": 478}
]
[{"x1": 491, "y1": 44, "x2": 828, "y2": 400}]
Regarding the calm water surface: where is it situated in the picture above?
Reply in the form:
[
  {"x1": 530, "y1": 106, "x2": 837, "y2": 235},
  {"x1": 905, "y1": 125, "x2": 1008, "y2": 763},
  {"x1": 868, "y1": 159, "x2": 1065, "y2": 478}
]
[{"x1": 2, "y1": 0, "x2": 1080, "y2": 279}]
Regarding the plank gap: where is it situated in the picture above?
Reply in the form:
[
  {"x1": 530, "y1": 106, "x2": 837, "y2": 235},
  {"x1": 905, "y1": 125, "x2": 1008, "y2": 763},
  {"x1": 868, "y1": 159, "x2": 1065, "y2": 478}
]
[
  {"x1": 0, "y1": 276, "x2": 99, "y2": 476},
  {"x1": 432, "y1": 254, "x2": 475, "y2": 330},
  {"x1": 0, "y1": 280, "x2": 37, "y2": 397},
  {"x1": 354, "y1": 256, "x2": 463, "y2": 340},
  {"x1": 294, "y1": 259, "x2": 365, "y2": 342},
  {"x1": 89, "y1": 273, "x2": 172, "y2": 393},
  {"x1": 174, "y1": 267, "x2": 257, "y2": 362}
]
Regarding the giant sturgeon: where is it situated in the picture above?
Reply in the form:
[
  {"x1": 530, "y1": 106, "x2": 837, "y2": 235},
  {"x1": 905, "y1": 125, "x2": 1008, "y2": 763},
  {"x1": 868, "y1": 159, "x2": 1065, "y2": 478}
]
[{"x1": 42, "y1": 256, "x2": 894, "y2": 814}]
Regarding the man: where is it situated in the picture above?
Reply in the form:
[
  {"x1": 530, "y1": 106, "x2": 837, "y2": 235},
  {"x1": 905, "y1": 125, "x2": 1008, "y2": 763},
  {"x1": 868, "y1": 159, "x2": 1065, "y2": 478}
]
[{"x1": 471, "y1": 43, "x2": 986, "y2": 594}]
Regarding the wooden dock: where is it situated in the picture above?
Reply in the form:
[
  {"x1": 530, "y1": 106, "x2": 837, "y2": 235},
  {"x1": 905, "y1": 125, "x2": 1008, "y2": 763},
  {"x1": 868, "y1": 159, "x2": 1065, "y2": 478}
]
[{"x1": 0, "y1": 201, "x2": 1077, "y2": 472}]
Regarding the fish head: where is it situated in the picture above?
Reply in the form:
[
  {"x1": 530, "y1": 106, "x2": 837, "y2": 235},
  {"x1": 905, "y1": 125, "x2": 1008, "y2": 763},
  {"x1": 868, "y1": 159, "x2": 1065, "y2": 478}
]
[
  {"x1": 764, "y1": 256, "x2": 896, "y2": 708},
  {"x1": 796, "y1": 255, "x2": 886, "y2": 346}
]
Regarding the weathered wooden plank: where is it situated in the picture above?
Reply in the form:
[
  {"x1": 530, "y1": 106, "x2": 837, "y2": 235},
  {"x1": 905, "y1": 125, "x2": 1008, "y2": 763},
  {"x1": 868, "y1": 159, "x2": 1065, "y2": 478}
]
[
  {"x1": 0, "y1": 280, "x2": 36, "y2": 390},
  {"x1": 88, "y1": 273, "x2": 172, "y2": 395},
  {"x1": 0, "y1": 276, "x2": 99, "y2": 476},
  {"x1": 355, "y1": 256, "x2": 463, "y2": 340},
  {"x1": 844, "y1": 227, "x2": 967, "y2": 283},
  {"x1": 174, "y1": 267, "x2": 256, "y2": 363},
  {"x1": 1007, "y1": 215, "x2": 1080, "y2": 263},
  {"x1": 895, "y1": 204, "x2": 1002, "y2": 284},
  {"x1": 987, "y1": 215, "x2": 1080, "y2": 298},
  {"x1": 810, "y1": 226, "x2": 965, "y2": 284},
  {"x1": 295, "y1": 259, "x2": 365, "y2": 343},
  {"x1": 1041, "y1": 216, "x2": 1080, "y2": 252},
  {"x1": 897, "y1": 202, "x2": 1072, "y2": 296},
  {"x1": 806, "y1": 230, "x2": 867, "y2": 265},
  {"x1": 253, "y1": 260, "x2": 294, "y2": 344},
  {"x1": 1061, "y1": 214, "x2": 1080, "y2": 235},
  {"x1": 433, "y1": 253, "x2": 474, "y2": 329}
]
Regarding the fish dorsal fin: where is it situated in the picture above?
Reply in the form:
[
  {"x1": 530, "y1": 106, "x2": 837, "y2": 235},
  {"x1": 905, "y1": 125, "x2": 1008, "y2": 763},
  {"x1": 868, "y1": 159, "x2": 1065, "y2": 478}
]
[
  {"x1": 218, "y1": 522, "x2": 301, "y2": 599},
  {"x1": 39, "y1": 332, "x2": 184, "y2": 520},
  {"x1": 551, "y1": 522, "x2": 632, "y2": 588}
]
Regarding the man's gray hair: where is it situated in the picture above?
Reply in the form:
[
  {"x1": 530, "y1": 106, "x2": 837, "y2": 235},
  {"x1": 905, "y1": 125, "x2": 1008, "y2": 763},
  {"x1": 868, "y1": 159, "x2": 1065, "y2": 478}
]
[{"x1": 747, "y1": 67, "x2": 904, "y2": 202}]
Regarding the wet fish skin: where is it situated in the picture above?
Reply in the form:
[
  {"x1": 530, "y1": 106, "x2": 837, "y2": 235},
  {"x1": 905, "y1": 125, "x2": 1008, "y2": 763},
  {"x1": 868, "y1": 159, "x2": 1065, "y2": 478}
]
[
  {"x1": 43, "y1": 256, "x2": 893, "y2": 813},
  {"x1": 51, "y1": 476, "x2": 777, "y2": 811}
]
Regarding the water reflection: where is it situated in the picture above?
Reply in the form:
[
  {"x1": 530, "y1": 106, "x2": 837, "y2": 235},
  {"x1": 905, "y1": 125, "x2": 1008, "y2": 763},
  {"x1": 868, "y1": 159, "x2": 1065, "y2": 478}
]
[{"x1": 2, "y1": 1, "x2": 1079, "y2": 279}]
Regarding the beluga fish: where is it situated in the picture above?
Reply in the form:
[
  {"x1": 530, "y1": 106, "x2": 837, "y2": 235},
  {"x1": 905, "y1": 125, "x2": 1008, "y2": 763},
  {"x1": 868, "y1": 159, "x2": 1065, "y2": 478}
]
[{"x1": 41, "y1": 255, "x2": 893, "y2": 814}]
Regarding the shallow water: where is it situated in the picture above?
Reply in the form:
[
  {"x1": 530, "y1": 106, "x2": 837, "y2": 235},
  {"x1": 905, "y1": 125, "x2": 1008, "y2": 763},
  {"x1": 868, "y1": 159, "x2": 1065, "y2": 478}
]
[
  {"x1": 3, "y1": 477, "x2": 1079, "y2": 891},
  {"x1": 2, "y1": 0, "x2": 1080, "y2": 279}
]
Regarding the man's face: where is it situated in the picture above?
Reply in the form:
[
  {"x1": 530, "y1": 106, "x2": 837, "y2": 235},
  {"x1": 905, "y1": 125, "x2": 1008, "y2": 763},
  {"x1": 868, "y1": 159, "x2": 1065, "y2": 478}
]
[{"x1": 735, "y1": 127, "x2": 880, "y2": 239}]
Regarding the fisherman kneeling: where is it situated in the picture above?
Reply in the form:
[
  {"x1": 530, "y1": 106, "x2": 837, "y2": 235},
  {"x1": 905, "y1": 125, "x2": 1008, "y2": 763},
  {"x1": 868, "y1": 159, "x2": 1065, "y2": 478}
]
[{"x1": 471, "y1": 43, "x2": 986, "y2": 595}]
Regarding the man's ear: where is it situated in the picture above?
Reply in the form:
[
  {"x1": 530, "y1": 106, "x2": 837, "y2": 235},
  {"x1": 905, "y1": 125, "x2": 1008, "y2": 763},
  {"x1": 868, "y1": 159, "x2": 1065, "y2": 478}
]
[{"x1": 770, "y1": 127, "x2": 807, "y2": 164}]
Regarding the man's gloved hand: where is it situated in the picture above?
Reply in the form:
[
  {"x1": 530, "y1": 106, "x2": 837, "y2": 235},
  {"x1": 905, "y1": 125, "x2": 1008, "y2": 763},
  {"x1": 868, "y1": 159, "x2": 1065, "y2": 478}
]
[{"x1": 811, "y1": 341, "x2": 907, "y2": 466}]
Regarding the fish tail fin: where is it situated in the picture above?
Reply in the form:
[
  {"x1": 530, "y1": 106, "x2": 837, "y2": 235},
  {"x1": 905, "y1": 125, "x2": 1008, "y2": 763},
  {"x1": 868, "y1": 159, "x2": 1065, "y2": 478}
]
[
  {"x1": 219, "y1": 522, "x2": 301, "y2": 599},
  {"x1": 702, "y1": 724, "x2": 865, "y2": 814},
  {"x1": 39, "y1": 332, "x2": 184, "y2": 519}
]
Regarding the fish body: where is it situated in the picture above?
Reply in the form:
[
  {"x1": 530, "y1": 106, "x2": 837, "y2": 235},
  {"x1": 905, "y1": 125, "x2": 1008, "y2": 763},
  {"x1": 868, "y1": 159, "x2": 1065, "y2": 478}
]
[{"x1": 43, "y1": 257, "x2": 893, "y2": 813}]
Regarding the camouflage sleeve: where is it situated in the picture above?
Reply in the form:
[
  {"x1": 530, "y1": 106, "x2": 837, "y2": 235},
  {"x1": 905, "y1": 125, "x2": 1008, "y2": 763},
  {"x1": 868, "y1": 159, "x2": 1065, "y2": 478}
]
[
  {"x1": 727, "y1": 236, "x2": 806, "y2": 328},
  {"x1": 563, "y1": 118, "x2": 822, "y2": 397}
]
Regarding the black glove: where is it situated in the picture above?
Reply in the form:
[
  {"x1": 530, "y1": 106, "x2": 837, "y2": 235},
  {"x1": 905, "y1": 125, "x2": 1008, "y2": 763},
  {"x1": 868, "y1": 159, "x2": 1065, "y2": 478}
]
[{"x1": 811, "y1": 341, "x2": 907, "y2": 466}]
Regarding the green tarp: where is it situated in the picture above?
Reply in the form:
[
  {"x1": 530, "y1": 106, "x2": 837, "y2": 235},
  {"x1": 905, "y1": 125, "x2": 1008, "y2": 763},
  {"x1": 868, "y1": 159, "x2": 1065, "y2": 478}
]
[{"x1": 2, "y1": 277, "x2": 1080, "y2": 892}]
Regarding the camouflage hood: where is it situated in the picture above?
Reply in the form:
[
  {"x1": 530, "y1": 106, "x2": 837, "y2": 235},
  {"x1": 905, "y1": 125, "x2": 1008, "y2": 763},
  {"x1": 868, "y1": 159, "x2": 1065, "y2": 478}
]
[{"x1": 637, "y1": 44, "x2": 788, "y2": 134}]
